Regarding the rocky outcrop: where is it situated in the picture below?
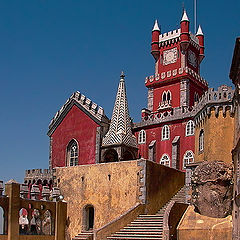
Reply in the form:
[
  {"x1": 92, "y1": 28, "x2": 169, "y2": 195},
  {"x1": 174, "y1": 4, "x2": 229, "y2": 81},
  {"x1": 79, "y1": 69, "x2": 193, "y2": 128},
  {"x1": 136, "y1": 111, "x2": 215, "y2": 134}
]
[{"x1": 191, "y1": 161, "x2": 233, "y2": 218}]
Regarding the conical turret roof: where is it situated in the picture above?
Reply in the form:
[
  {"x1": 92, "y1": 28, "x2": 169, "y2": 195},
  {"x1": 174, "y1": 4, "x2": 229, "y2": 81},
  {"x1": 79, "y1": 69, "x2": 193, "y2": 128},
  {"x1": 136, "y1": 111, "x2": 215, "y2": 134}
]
[
  {"x1": 102, "y1": 72, "x2": 137, "y2": 148},
  {"x1": 152, "y1": 19, "x2": 160, "y2": 31}
]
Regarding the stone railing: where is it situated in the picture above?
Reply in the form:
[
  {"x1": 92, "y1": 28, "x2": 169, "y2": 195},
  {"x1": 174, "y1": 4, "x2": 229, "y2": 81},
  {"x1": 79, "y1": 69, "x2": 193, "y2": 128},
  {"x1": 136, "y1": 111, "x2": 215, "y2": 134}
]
[
  {"x1": 24, "y1": 169, "x2": 52, "y2": 184},
  {"x1": 49, "y1": 91, "x2": 107, "y2": 129}
]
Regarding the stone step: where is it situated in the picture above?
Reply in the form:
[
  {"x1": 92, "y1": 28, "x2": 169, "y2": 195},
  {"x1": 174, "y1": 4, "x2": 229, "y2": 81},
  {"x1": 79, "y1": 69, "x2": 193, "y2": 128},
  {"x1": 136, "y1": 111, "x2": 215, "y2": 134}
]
[
  {"x1": 107, "y1": 236, "x2": 162, "y2": 239},
  {"x1": 116, "y1": 231, "x2": 162, "y2": 235}
]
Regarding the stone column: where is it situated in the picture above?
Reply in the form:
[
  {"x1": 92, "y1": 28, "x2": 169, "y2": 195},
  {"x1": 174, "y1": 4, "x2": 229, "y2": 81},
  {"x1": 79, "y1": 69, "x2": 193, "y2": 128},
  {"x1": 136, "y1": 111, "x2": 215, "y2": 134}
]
[
  {"x1": 5, "y1": 180, "x2": 20, "y2": 240},
  {"x1": 147, "y1": 88, "x2": 154, "y2": 111},
  {"x1": 180, "y1": 79, "x2": 189, "y2": 107},
  {"x1": 172, "y1": 136, "x2": 180, "y2": 169},
  {"x1": 148, "y1": 140, "x2": 156, "y2": 162}
]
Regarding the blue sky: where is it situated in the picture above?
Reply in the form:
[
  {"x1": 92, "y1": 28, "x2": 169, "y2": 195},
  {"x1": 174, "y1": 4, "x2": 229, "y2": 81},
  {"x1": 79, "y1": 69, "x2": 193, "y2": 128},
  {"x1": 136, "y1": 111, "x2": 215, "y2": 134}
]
[{"x1": 0, "y1": 0, "x2": 239, "y2": 183}]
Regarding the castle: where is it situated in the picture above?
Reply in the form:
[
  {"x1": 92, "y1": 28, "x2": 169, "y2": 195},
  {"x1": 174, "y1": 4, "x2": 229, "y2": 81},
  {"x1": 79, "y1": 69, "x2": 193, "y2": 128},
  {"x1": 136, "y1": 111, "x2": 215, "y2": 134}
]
[{"x1": 0, "y1": 9, "x2": 239, "y2": 240}]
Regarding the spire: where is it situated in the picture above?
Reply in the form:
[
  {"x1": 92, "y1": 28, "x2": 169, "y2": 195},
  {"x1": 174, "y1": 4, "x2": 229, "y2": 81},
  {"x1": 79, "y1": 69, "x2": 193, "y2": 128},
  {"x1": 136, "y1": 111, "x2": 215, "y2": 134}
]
[
  {"x1": 196, "y1": 25, "x2": 203, "y2": 35},
  {"x1": 152, "y1": 19, "x2": 160, "y2": 32},
  {"x1": 102, "y1": 72, "x2": 137, "y2": 148},
  {"x1": 181, "y1": 9, "x2": 189, "y2": 22}
]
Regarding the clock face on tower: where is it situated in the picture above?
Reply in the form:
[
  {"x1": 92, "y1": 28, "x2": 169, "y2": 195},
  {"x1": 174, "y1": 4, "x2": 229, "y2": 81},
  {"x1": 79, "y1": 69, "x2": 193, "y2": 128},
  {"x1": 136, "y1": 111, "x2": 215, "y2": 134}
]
[
  {"x1": 163, "y1": 47, "x2": 178, "y2": 65},
  {"x1": 188, "y1": 50, "x2": 197, "y2": 68}
]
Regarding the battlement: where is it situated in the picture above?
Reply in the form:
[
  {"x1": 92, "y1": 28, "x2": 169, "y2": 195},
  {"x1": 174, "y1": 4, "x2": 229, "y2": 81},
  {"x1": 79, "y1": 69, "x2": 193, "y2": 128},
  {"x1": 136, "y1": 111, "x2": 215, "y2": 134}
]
[
  {"x1": 24, "y1": 168, "x2": 53, "y2": 185},
  {"x1": 194, "y1": 85, "x2": 234, "y2": 126},
  {"x1": 49, "y1": 91, "x2": 107, "y2": 130},
  {"x1": 159, "y1": 29, "x2": 180, "y2": 45},
  {"x1": 145, "y1": 66, "x2": 208, "y2": 87}
]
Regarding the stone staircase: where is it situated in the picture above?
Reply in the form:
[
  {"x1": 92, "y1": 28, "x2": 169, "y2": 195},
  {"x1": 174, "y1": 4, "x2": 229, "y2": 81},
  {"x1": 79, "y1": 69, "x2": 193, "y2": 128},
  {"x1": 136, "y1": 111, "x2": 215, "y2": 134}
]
[
  {"x1": 106, "y1": 186, "x2": 186, "y2": 240},
  {"x1": 73, "y1": 231, "x2": 93, "y2": 240}
]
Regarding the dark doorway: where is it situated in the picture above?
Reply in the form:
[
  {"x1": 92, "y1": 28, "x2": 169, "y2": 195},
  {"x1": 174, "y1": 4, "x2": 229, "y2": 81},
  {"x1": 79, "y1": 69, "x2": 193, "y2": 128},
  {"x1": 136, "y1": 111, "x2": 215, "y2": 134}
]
[
  {"x1": 83, "y1": 205, "x2": 94, "y2": 231},
  {"x1": 103, "y1": 149, "x2": 118, "y2": 162},
  {"x1": 122, "y1": 151, "x2": 133, "y2": 161},
  {"x1": 88, "y1": 207, "x2": 94, "y2": 230}
]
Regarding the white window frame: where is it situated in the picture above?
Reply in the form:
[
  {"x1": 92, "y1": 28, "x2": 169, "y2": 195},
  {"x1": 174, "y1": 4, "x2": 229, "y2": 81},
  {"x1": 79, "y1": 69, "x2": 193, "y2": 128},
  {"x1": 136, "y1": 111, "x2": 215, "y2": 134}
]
[
  {"x1": 183, "y1": 150, "x2": 194, "y2": 169},
  {"x1": 138, "y1": 130, "x2": 146, "y2": 144},
  {"x1": 67, "y1": 139, "x2": 79, "y2": 166},
  {"x1": 160, "y1": 154, "x2": 170, "y2": 167},
  {"x1": 162, "y1": 125, "x2": 170, "y2": 140},
  {"x1": 186, "y1": 120, "x2": 195, "y2": 136}
]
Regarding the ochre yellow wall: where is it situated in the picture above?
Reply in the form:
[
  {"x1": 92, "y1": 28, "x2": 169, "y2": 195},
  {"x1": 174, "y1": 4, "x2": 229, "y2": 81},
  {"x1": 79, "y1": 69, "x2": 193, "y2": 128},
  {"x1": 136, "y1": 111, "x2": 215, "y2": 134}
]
[
  {"x1": 195, "y1": 109, "x2": 234, "y2": 164},
  {"x1": 55, "y1": 161, "x2": 143, "y2": 239},
  {"x1": 177, "y1": 206, "x2": 232, "y2": 240}
]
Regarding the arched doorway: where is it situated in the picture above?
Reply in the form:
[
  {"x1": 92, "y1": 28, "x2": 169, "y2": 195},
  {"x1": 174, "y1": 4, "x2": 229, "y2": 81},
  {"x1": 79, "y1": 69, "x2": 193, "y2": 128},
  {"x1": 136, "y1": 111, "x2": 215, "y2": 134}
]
[
  {"x1": 83, "y1": 205, "x2": 94, "y2": 231},
  {"x1": 122, "y1": 151, "x2": 134, "y2": 161},
  {"x1": 103, "y1": 149, "x2": 118, "y2": 162}
]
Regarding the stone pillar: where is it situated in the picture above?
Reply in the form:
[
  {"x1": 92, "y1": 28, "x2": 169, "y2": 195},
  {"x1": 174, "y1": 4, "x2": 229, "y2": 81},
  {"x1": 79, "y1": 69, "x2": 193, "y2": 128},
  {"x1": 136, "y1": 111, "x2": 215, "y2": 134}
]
[
  {"x1": 55, "y1": 201, "x2": 67, "y2": 240},
  {"x1": 172, "y1": 136, "x2": 180, "y2": 169},
  {"x1": 147, "y1": 88, "x2": 154, "y2": 111},
  {"x1": 180, "y1": 79, "x2": 189, "y2": 107},
  {"x1": 95, "y1": 126, "x2": 101, "y2": 163},
  {"x1": 5, "y1": 180, "x2": 20, "y2": 240},
  {"x1": 148, "y1": 140, "x2": 156, "y2": 162}
]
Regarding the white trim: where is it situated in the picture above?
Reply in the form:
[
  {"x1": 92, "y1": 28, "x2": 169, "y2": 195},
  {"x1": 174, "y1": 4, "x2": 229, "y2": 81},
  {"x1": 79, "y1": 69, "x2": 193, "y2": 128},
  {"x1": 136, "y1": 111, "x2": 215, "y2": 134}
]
[
  {"x1": 160, "y1": 154, "x2": 170, "y2": 167},
  {"x1": 162, "y1": 125, "x2": 170, "y2": 140}
]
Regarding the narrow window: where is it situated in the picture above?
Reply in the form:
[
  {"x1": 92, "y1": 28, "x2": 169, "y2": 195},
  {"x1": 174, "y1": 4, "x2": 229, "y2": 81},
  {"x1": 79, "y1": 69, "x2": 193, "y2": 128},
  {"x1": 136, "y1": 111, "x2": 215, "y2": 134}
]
[
  {"x1": 167, "y1": 90, "x2": 171, "y2": 102},
  {"x1": 138, "y1": 130, "x2": 146, "y2": 144},
  {"x1": 67, "y1": 140, "x2": 79, "y2": 166},
  {"x1": 199, "y1": 130, "x2": 204, "y2": 152},
  {"x1": 160, "y1": 154, "x2": 170, "y2": 167},
  {"x1": 186, "y1": 120, "x2": 195, "y2": 136},
  {"x1": 162, "y1": 91, "x2": 167, "y2": 102},
  {"x1": 183, "y1": 151, "x2": 194, "y2": 169},
  {"x1": 162, "y1": 125, "x2": 170, "y2": 140}
]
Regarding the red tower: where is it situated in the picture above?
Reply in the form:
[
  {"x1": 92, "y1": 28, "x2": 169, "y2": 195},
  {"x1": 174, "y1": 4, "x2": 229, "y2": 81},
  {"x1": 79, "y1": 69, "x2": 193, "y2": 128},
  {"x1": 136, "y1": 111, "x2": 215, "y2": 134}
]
[{"x1": 134, "y1": 10, "x2": 208, "y2": 170}]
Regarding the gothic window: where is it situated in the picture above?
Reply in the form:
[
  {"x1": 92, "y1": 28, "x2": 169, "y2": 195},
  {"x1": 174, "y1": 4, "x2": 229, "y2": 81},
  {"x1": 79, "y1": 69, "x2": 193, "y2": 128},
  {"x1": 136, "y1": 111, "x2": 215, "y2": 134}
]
[
  {"x1": 162, "y1": 125, "x2": 170, "y2": 140},
  {"x1": 167, "y1": 90, "x2": 171, "y2": 101},
  {"x1": 162, "y1": 91, "x2": 167, "y2": 102},
  {"x1": 199, "y1": 129, "x2": 204, "y2": 152},
  {"x1": 183, "y1": 151, "x2": 194, "y2": 169},
  {"x1": 138, "y1": 130, "x2": 146, "y2": 144},
  {"x1": 160, "y1": 154, "x2": 170, "y2": 167},
  {"x1": 186, "y1": 120, "x2": 195, "y2": 136},
  {"x1": 67, "y1": 140, "x2": 79, "y2": 166}
]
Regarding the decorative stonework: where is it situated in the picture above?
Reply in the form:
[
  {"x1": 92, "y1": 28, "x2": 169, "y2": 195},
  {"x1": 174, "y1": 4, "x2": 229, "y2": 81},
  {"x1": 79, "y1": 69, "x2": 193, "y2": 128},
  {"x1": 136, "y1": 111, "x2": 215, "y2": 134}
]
[{"x1": 180, "y1": 79, "x2": 189, "y2": 107}]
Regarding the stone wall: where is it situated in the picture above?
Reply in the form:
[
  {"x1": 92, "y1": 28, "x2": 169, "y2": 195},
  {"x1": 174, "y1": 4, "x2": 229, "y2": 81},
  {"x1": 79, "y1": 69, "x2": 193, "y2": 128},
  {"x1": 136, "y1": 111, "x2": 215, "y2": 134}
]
[
  {"x1": 55, "y1": 160, "x2": 143, "y2": 239},
  {"x1": 195, "y1": 108, "x2": 234, "y2": 164},
  {"x1": 55, "y1": 159, "x2": 185, "y2": 239}
]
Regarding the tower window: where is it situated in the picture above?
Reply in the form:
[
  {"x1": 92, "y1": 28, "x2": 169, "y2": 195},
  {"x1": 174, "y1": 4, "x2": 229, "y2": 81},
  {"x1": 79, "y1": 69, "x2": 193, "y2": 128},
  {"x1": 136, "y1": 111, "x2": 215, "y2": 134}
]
[
  {"x1": 160, "y1": 154, "x2": 170, "y2": 167},
  {"x1": 186, "y1": 120, "x2": 195, "y2": 136},
  {"x1": 183, "y1": 151, "x2": 194, "y2": 169},
  {"x1": 162, "y1": 91, "x2": 167, "y2": 102},
  {"x1": 199, "y1": 130, "x2": 204, "y2": 152},
  {"x1": 194, "y1": 92, "x2": 199, "y2": 103},
  {"x1": 138, "y1": 130, "x2": 146, "y2": 144},
  {"x1": 67, "y1": 140, "x2": 79, "y2": 166},
  {"x1": 162, "y1": 125, "x2": 170, "y2": 140}
]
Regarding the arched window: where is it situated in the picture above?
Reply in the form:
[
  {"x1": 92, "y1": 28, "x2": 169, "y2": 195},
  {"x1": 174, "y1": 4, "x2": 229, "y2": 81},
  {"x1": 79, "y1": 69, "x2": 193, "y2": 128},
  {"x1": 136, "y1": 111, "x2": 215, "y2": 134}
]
[
  {"x1": 167, "y1": 90, "x2": 171, "y2": 102},
  {"x1": 199, "y1": 129, "x2": 204, "y2": 152},
  {"x1": 162, "y1": 125, "x2": 170, "y2": 140},
  {"x1": 183, "y1": 151, "x2": 194, "y2": 169},
  {"x1": 138, "y1": 130, "x2": 146, "y2": 144},
  {"x1": 67, "y1": 140, "x2": 79, "y2": 166},
  {"x1": 160, "y1": 154, "x2": 170, "y2": 167},
  {"x1": 162, "y1": 91, "x2": 167, "y2": 102},
  {"x1": 186, "y1": 120, "x2": 195, "y2": 136}
]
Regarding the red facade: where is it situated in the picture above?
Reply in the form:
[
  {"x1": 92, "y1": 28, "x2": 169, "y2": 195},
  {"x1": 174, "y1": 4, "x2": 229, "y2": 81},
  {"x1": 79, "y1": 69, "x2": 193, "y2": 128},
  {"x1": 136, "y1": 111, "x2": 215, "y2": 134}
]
[
  {"x1": 50, "y1": 105, "x2": 99, "y2": 168},
  {"x1": 133, "y1": 11, "x2": 208, "y2": 171}
]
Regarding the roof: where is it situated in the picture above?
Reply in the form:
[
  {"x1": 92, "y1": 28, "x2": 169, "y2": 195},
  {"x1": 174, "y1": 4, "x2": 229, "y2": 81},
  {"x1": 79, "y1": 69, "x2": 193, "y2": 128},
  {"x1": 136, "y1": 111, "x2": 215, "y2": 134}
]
[
  {"x1": 102, "y1": 72, "x2": 137, "y2": 148},
  {"x1": 47, "y1": 91, "x2": 109, "y2": 136}
]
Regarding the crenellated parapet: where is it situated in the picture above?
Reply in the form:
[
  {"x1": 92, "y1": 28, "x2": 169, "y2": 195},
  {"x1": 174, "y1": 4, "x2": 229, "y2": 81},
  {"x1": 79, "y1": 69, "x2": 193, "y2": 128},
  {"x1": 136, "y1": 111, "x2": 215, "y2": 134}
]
[
  {"x1": 145, "y1": 66, "x2": 208, "y2": 88},
  {"x1": 24, "y1": 168, "x2": 52, "y2": 185},
  {"x1": 48, "y1": 91, "x2": 108, "y2": 133},
  {"x1": 194, "y1": 85, "x2": 234, "y2": 126}
]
